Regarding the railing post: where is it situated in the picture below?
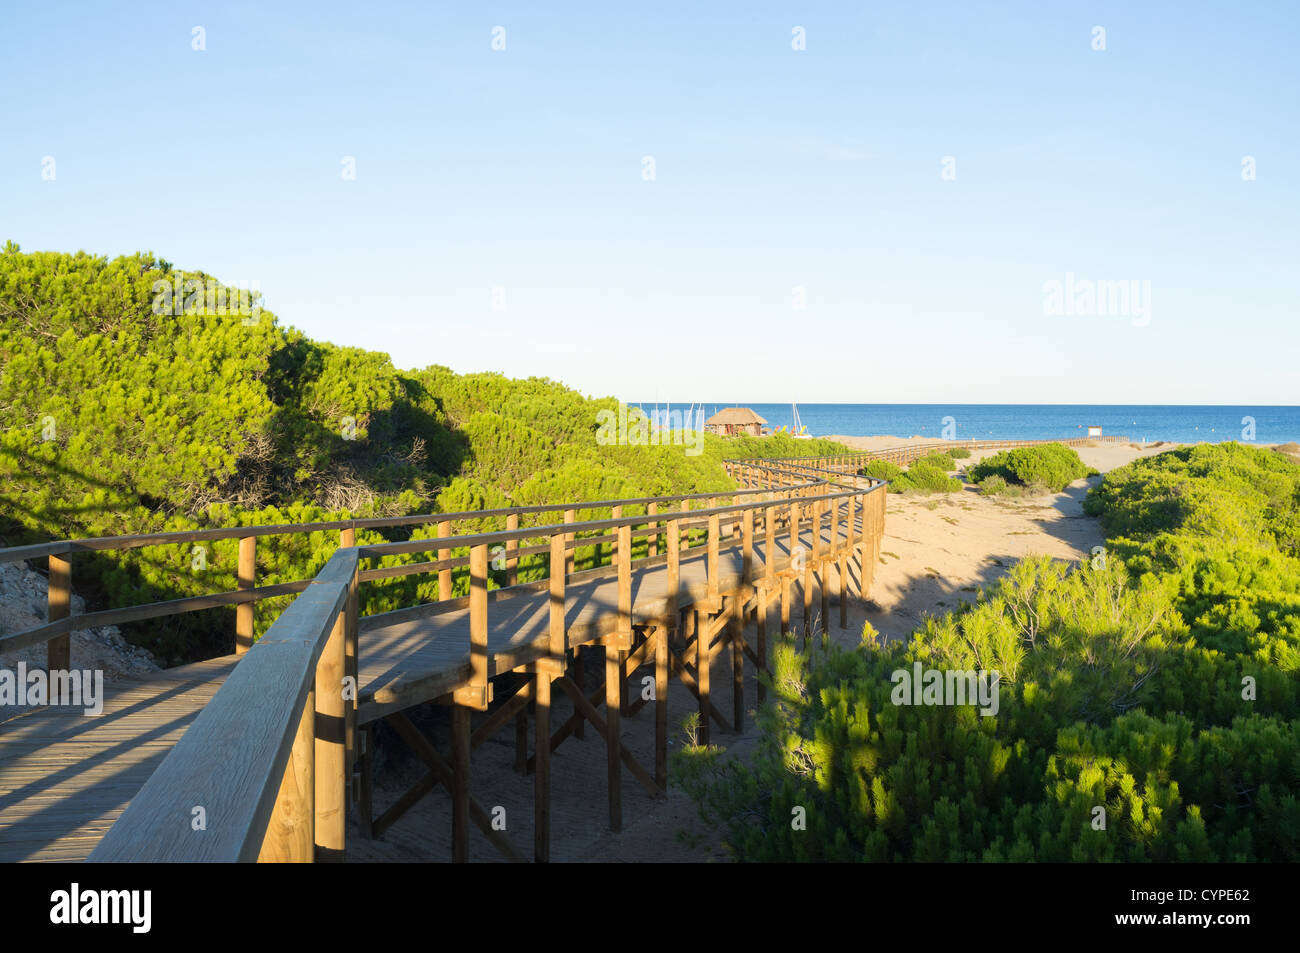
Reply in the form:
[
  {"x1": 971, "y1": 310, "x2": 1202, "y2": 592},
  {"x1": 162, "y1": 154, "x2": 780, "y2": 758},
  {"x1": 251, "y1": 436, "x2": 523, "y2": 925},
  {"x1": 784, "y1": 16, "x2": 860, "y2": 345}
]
[
  {"x1": 236, "y1": 536, "x2": 255, "y2": 654},
  {"x1": 451, "y1": 543, "x2": 491, "y2": 862},
  {"x1": 455, "y1": 544, "x2": 491, "y2": 710},
  {"x1": 809, "y1": 501, "x2": 822, "y2": 642},
  {"x1": 505, "y1": 512, "x2": 519, "y2": 587},
  {"x1": 610, "y1": 505, "x2": 622, "y2": 570},
  {"x1": 563, "y1": 507, "x2": 581, "y2": 738},
  {"x1": 617, "y1": 522, "x2": 632, "y2": 649},
  {"x1": 564, "y1": 508, "x2": 576, "y2": 576},
  {"x1": 258, "y1": 685, "x2": 315, "y2": 862},
  {"x1": 818, "y1": 500, "x2": 830, "y2": 635},
  {"x1": 646, "y1": 501, "x2": 658, "y2": 558},
  {"x1": 536, "y1": 531, "x2": 567, "y2": 864},
  {"x1": 661, "y1": 516, "x2": 680, "y2": 789},
  {"x1": 339, "y1": 528, "x2": 358, "y2": 798},
  {"x1": 783, "y1": 499, "x2": 799, "y2": 633},
  {"x1": 735, "y1": 506, "x2": 754, "y2": 732},
  {"x1": 438, "y1": 519, "x2": 452, "y2": 600},
  {"x1": 760, "y1": 500, "x2": 775, "y2": 702},
  {"x1": 314, "y1": 604, "x2": 346, "y2": 862},
  {"x1": 707, "y1": 510, "x2": 720, "y2": 609},
  {"x1": 46, "y1": 554, "x2": 70, "y2": 672},
  {"x1": 549, "y1": 532, "x2": 567, "y2": 661},
  {"x1": 859, "y1": 491, "x2": 873, "y2": 605}
]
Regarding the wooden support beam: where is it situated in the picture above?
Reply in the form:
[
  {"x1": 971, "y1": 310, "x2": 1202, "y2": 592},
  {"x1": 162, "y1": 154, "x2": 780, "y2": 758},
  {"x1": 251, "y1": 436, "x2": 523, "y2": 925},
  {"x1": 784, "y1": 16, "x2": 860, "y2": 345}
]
[
  {"x1": 505, "y1": 512, "x2": 519, "y2": 587},
  {"x1": 387, "y1": 712, "x2": 524, "y2": 862},
  {"x1": 470, "y1": 680, "x2": 534, "y2": 749},
  {"x1": 606, "y1": 643, "x2": 622, "y2": 831},
  {"x1": 314, "y1": 609, "x2": 346, "y2": 862},
  {"x1": 730, "y1": 595, "x2": 744, "y2": 733},
  {"x1": 46, "y1": 553, "x2": 70, "y2": 672},
  {"x1": 655, "y1": 625, "x2": 669, "y2": 788},
  {"x1": 534, "y1": 671, "x2": 551, "y2": 863},
  {"x1": 454, "y1": 544, "x2": 491, "y2": 710},
  {"x1": 451, "y1": 705, "x2": 471, "y2": 862},
  {"x1": 235, "y1": 537, "x2": 255, "y2": 655},
  {"x1": 696, "y1": 608, "x2": 710, "y2": 746},
  {"x1": 438, "y1": 519, "x2": 452, "y2": 601},
  {"x1": 358, "y1": 724, "x2": 373, "y2": 840},
  {"x1": 257, "y1": 688, "x2": 314, "y2": 862},
  {"x1": 554, "y1": 676, "x2": 660, "y2": 799},
  {"x1": 340, "y1": 527, "x2": 358, "y2": 800}
]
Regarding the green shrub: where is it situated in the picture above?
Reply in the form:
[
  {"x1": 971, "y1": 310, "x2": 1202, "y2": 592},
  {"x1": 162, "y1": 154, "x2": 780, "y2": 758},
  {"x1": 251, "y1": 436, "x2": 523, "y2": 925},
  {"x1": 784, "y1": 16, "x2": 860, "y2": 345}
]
[
  {"x1": 890, "y1": 463, "x2": 963, "y2": 494},
  {"x1": 968, "y1": 443, "x2": 1089, "y2": 492},
  {"x1": 0, "y1": 244, "x2": 754, "y2": 662},
  {"x1": 916, "y1": 451, "x2": 956, "y2": 471},
  {"x1": 948, "y1": 447, "x2": 972, "y2": 459},
  {"x1": 678, "y1": 443, "x2": 1300, "y2": 861},
  {"x1": 862, "y1": 460, "x2": 903, "y2": 482},
  {"x1": 978, "y1": 474, "x2": 1008, "y2": 496}
]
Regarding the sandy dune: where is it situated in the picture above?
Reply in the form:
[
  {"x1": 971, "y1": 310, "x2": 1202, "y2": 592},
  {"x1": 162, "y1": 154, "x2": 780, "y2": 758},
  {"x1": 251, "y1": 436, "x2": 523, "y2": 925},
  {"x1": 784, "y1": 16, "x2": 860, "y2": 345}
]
[{"x1": 857, "y1": 443, "x2": 1174, "y2": 643}]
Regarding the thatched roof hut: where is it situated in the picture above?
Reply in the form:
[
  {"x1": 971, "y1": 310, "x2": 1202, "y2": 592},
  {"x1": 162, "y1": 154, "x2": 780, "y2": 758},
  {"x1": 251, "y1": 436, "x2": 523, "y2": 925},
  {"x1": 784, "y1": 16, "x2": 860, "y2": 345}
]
[{"x1": 704, "y1": 407, "x2": 767, "y2": 437}]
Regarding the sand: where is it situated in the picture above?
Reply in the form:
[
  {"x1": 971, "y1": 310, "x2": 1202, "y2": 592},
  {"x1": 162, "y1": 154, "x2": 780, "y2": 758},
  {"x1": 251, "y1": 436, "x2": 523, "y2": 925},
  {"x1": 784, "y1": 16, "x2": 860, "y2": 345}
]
[{"x1": 348, "y1": 442, "x2": 1177, "y2": 862}]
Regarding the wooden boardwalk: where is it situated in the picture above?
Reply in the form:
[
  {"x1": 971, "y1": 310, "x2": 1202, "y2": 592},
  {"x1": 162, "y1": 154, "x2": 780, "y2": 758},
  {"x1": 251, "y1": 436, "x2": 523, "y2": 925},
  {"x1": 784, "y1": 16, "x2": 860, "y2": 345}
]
[
  {"x1": 2, "y1": 439, "x2": 1125, "y2": 862},
  {"x1": 0, "y1": 511, "x2": 845, "y2": 862},
  {"x1": 0, "y1": 656, "x2": 237, "y2": 861},
  {"x1": 355, "y1": 527, "x2": 817, "y2": 725}
]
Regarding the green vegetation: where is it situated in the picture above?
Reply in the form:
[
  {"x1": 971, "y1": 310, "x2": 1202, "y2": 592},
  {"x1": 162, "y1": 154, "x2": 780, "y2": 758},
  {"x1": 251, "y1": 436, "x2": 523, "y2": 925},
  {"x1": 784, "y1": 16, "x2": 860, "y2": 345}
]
[
  {"x1": 916, "y1": 451, "x2": 956, "y2": 471},
  {"x1": 888, "y1": 463, "x2": 963, "y2": 494},
  {"x1": 860, "y1": 452, "x2": 962, "y2": 495},
  {"x1": 0, "y1": 245, "x2": 838, "y2": 663},
  {"x1": 724, "y1": 433, "x2": 850, "y2": 460},
  {"x1": 861, "y1": 460, "x2": 902, "y2": 482},
  {"x1": 676, "y1": 443, "x2": 1300, "y2": 861},
  {"x1": 948, "y1": 446, "x2": 972, "y2": 459},
  {"x1": 969, "y1": 442, "x2": 1091, "y2": 494}
]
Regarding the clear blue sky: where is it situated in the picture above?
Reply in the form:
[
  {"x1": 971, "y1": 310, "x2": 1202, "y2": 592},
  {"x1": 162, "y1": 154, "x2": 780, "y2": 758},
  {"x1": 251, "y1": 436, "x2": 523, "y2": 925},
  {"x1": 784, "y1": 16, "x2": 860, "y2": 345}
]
[{"x1": 3, "y1": 1, "x2": 1296, "y2": 405}]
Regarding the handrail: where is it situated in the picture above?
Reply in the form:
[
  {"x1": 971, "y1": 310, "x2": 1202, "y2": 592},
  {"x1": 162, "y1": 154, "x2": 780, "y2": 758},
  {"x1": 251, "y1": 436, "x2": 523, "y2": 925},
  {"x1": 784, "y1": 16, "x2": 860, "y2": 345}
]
[
  {"x1": 0, "y1": 479, "x2": 829, "y2": 658},
  {"x1": 0, "y1": 481, "x2": 803, "y2": 565},
  {"x1": 724, "y1": 434, "x2": 1131, "y2": 472},
  {"x1": 25, "y1": 434, "x2": 1112, "y2": 863},
  {"x1": 82, "y1": 467, "x2": 886, "y2": 861},
  {"x1": 88, "y1": 547, "x2": 358, "y2": 862}
]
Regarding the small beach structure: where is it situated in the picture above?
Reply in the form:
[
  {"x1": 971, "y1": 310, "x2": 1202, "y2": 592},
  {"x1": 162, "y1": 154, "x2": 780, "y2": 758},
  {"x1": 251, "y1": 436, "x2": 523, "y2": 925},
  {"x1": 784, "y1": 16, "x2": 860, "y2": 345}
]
[
  {"x1": 704, "y1": 406, "x2": 767, "y2": 437},
  {"x1": 1087, "y1": 424, "x2": 1103, "y2": 437}
]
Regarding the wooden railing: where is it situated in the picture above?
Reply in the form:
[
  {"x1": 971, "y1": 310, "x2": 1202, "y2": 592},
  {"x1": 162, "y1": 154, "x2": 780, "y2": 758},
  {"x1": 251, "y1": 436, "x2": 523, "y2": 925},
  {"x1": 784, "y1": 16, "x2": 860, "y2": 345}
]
[
  {"x1": 6, "y1": 469, "x2": 879, "y2": 861},
  {"x1": 88, "y1": 547, "x2": 358, "y2": 861},
  {"x1": 4, "y1": 432, "x2": 1129, "y2": 862},
  {"x1": 725, "y1": 435, "x2": 1131, "y2": 480},
  {"x1": 0, "y1": 483, "x2": 825, "y2": 667}
]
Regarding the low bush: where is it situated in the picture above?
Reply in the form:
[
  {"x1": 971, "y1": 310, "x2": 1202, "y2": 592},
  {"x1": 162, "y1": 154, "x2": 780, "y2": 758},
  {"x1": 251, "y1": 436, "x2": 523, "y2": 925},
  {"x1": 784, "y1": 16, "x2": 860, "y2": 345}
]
[
  {"x1": 978, "y1": 474, "x2": 1008, "y2": 496},
  {"x1": 677, "y1": 443, "x2": 1300, "y2": 862},
  {"x1": 968, "y1": 443, "x2": 1089, "y2": 492},
  {"x1": 891, "y1": 463, "x2": 963, "y2": 494},
  {"x1": 862, "y1": 460, "x2": 903, "y2": 482},
  {"x1": 948, "y1": 447, "x2": 972, "y2": 459},
  {"x1": 916, "y1": 452, "x2": 956, "y2": 471}
]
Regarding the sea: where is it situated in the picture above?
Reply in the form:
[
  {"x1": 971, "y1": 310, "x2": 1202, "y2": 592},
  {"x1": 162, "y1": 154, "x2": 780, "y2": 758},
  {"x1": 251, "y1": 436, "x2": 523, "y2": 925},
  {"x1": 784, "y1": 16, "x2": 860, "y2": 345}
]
[{"x1": 630, "y1": 404, "x2": 1300, "y2": 445}]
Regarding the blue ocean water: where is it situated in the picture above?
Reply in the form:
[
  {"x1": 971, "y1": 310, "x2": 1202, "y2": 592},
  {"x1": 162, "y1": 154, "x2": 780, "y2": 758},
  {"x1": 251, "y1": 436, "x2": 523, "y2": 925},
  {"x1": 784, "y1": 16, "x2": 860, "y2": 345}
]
[{"x1": 634, "y1": 404, "x2": 1300, "y2": 445}]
